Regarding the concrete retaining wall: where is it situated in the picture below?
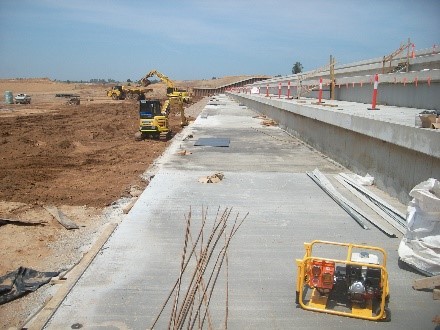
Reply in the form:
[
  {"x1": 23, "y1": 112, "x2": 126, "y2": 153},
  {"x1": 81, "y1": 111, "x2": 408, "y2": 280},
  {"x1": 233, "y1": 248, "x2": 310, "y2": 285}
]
[
  {"x1": 228, "y1": 93, "x2": 440, "y2": 204},
  {"x1": 335, "y1": 83, "x2": 439, "y2": 109},
  {"x1": 260, "y1": 80, "x2": 439, "y2": 110}
]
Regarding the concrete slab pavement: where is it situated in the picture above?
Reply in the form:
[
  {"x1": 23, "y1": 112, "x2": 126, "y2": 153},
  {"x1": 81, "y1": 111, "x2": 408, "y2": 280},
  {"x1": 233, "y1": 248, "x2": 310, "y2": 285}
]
[{"x1": 43, "y1": 95, "x2": 438, "y2": 329}]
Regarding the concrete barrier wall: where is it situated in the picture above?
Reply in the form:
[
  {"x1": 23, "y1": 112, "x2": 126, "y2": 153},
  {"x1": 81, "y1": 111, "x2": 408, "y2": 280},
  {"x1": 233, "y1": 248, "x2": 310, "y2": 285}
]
[
  {"x1": 228, "y1": 93, "x2": 440, "y2": 204},
  {"x1": 256, "y1": 80, "x2": 439, "y2": 110},
  {"x1": 255, "y1": 51, "x2": 440, "y2": 86},
  {"x1": 335, "y1": 83, "x2": 439, "y2": 109}
]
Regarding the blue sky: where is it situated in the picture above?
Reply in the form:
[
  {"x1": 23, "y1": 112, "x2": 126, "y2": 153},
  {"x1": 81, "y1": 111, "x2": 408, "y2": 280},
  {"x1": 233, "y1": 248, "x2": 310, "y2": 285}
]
[{"x1": 0, "y1": 0, "x2": 438, "y2": 81}]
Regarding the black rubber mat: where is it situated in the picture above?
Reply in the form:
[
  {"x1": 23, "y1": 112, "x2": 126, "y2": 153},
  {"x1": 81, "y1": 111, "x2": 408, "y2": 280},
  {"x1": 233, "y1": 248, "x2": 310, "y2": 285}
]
[{"x1": 194, "y1": 138, "x2": 230, "y2": 147}]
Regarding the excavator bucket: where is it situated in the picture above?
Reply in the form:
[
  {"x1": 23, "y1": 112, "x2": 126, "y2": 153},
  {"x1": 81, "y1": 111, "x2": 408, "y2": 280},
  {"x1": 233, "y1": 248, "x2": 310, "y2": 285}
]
[{"x1": 140, "y1": 78, "x2": 151, "y2": 87}]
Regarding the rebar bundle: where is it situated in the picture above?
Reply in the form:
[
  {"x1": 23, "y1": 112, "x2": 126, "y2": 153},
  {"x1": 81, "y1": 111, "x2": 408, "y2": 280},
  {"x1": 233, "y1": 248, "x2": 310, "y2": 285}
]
[{"x1": 151, "y1": 207, "x2": 248, "y2": 330}]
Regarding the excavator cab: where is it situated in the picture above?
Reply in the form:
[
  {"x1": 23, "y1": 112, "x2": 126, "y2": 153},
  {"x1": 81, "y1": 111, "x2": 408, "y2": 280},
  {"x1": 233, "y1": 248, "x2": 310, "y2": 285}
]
[{"x1": 138, "y1": 99, "x2": 171, "y2": 140}]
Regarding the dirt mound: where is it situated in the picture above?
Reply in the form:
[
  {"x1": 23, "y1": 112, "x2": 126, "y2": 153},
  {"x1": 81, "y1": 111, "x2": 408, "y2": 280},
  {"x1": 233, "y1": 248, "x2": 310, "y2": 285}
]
[{"x1": 0, "y1": 102, "x2": 169, "y2": 207}]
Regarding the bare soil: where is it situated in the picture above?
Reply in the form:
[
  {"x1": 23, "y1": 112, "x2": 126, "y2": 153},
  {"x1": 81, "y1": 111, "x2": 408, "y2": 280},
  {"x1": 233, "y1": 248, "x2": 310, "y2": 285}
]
[{"x1": 0, "y1": 78, "x2": 208, "y2": 328}]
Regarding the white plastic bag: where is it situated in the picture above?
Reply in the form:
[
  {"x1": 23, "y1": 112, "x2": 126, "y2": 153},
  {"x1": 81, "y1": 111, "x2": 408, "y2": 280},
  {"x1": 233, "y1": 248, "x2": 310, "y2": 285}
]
[
  {"x1": 398, "y1": 178, "x2": 440, "y2": 276},
  {"x1": 409, "y1": 178, "x2": 440, "y2": 213},
  {"x1": 250, "y1": 87, "x2": 260, "y2": 94},
  {"x1": 345, "y1": 173, "x2": 374, "y2": 186}
]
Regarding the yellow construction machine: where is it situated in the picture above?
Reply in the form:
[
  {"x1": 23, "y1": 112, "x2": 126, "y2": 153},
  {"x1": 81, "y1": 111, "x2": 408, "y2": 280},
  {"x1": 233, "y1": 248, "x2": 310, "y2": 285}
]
[
  {"x1": 295, "y1": 240, "x2": 390, "y2": 321},
  {"x1": 169, "y1": 94, "x2": 188, "y2": 127},
  {"x1": 106, "y1": 85, "x2": 152, "y2": 100},
  {"x1": 139, "y1": 70, "x2": 191, "y2": 102},
  {"x1": 135, "y1": 99, "x2": 171, "y2": 140},
  {"x1": 139, "y1": 70, "x2": 190, "y2": 127}
]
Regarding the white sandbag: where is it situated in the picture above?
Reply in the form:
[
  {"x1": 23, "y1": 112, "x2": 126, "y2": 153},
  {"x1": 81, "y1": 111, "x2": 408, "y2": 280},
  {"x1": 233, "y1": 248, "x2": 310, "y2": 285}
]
[{"x1": 398, "y1": 178, "x2": 440, "y2": 276}]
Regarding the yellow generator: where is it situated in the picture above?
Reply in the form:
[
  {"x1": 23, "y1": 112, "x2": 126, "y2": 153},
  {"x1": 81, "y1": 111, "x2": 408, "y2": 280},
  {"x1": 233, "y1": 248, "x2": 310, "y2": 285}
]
[
  {"x1": 137, "y1": 99, "x2": 171, "y2": 140},
  {"x1": 295, "y1": 240, "x2": 390, "y2": 321}
]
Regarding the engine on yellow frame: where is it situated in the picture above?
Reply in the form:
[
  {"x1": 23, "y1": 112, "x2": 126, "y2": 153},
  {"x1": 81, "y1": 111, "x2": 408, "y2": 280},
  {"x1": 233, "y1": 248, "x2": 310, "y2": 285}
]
[{"x1": 296, "y1": 240, "x2": 390, "y2": 321}]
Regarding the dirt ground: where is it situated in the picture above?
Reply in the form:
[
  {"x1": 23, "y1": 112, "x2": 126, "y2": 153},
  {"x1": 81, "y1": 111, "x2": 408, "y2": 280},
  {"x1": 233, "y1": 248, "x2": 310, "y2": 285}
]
[{"x1": 0, "y1": 78, "x2": 208, "y2": 328}]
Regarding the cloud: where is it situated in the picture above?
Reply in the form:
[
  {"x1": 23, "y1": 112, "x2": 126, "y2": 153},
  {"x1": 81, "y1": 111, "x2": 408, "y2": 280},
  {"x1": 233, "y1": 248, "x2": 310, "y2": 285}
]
[
  {"x1": 36, "y1": 0, "x2": 252, "y2": 48},
  {"x1": 2, "y1": 0, "x2": 438, "y2": 80}
]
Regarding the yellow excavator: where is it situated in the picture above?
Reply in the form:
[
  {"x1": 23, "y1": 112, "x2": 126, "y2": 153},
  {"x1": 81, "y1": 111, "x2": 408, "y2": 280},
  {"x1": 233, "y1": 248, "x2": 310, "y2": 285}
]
[
  {"x1": 135, "y1": 99, "x2": 171, "y2": 140},
  {"x1": 139, "y1": 70, "x2": 191, "y2": 102},
  {"x1": 139, "y1": 69, "x2": 189, "y2": 126}
]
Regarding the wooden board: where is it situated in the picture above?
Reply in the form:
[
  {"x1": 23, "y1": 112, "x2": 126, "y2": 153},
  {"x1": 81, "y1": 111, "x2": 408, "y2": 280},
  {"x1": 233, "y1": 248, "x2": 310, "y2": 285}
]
[
  {"x1": 412, "y1": 275, "x2": 440, "y2": 290},
  {"x1": 43, "y1": 206, "x2": 79, "y2": 229}
]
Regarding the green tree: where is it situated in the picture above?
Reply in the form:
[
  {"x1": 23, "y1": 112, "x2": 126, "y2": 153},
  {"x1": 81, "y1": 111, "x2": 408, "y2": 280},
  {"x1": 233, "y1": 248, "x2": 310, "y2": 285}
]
[{"x1": 292, "y1": 62, "x2": 303, "y2": 74}]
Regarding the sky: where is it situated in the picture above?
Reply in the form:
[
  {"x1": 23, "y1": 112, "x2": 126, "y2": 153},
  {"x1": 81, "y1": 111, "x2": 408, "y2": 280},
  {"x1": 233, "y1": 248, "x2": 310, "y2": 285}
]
[{"x1": 0, "y1": 0, "x2": 439, "y2": 82}]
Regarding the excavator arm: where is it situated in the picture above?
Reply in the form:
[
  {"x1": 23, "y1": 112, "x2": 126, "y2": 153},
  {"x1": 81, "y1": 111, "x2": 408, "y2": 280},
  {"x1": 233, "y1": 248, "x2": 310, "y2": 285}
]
[{"x1": 139, "y1": 70, "x2": 175, "y2": 89}]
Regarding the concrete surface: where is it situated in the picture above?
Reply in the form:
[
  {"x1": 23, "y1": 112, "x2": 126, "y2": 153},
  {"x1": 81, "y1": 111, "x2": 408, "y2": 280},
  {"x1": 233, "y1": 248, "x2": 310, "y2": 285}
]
[{"x1": 44, "y1": 95, "x2": 438, "y2": 329}]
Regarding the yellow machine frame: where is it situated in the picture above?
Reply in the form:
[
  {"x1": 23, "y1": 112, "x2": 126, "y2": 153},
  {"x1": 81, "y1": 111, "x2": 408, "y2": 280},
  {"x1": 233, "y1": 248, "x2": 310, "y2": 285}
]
[
  {"x1": 107, "y1": 85, "x2": 151, "y2": 100},
  {"x1": 295, "y1": 240, "x2": 390, "y2": 321},
  {"x1": 138, "y1": 99, "x2": 171, "y2": 140},
  {"x1": 168, "y1": 95, "x2": 188, "y2": 127}
]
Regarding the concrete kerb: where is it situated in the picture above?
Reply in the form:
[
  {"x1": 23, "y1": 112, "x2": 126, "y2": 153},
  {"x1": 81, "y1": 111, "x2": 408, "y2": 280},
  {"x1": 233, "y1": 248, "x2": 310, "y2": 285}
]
[{"x1": 23, "y1": 223, "x2": 119, "y2": 330}]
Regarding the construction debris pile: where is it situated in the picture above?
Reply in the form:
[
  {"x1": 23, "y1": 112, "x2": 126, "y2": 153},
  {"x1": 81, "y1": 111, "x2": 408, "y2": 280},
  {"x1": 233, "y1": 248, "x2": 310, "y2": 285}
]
[
  {"x1": 417, "y1": 110, "x2": 440, "y2": 129},
  {"x1": 253, "y1": 115, "x2": 278, "y2": 126},
  {"x1": 198, "y1": 172, "x2": 224, "y2": 184}
]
